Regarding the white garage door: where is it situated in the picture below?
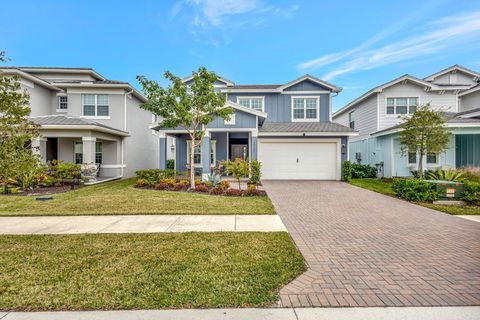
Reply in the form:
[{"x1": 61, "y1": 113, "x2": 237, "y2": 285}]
[{"x1": 258, "y1": 139, "x2": 340, "y2": 180}]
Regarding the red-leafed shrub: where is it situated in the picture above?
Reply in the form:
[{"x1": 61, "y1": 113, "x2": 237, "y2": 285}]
[
  {"x1": 173, "y1": 183, "x2": 187, "y2": 191},
  {"x1": 210, "y1": 187, "x2": 225, "y2": 195},
  {"x1": 225, "y1": 188, "x2": 242, "y2": 197},
  {"x1": 155, "y1": 183, "x2": 169, "y2": 190},
  {"x1": 194, "y1": 184, "x2": 209, "y2": 193}
]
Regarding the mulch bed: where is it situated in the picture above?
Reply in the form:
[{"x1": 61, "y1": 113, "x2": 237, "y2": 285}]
[{"x1": 1, "y1": 185, "x2": 74, "y2": 197}]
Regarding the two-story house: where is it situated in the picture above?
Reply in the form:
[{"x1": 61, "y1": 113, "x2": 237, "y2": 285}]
[
  {"x1": 332, "y1": 65, "x2": 480, "y2": 177},
  {"x1": 0, "y1": 67, "x2": 159, "y2": 179},
  {"x1": 154, "y1": 75, "x2": 358, "y2": 180}
]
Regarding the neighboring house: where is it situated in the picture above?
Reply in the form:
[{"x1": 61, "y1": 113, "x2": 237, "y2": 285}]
[
  {"x1": 154, "y1": 75, "x2": 358, "y2": 180},
  {"x1": 333, "y1": 65, "x2": 480, "y2": 177},
  {"x1": 0, "y1": 67, "x2": 159, "y2": 178}
]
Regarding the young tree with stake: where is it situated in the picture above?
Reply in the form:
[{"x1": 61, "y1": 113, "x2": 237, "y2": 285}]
[{"x1": 137, "y1": 67, "x2": 233, "y2": 189}]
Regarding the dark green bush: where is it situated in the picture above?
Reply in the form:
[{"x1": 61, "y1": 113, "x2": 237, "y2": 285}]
[
  {"x1": 351, "y1": 163, "x2": 377, "y2": 179},
  {"x1": 249, "y1": 160, "x2": 261, "y2": 185},
  {"x1": 392, "y1": 178, "x2": 438, "y2": 202},
  {"x1": 135, "y1": 169, "x2": 178, "y2": 185},
  {"x1": 166, "y1": 159, "x2": 175, "y2": 170},
  {"x1": 342, "y1": 160, "x2": 352, "y2": 182},
  {"x1": 47, "y1": 160, "x2": 81, "y2": 183},
  {"x1": 463, "y1": 181, "x2": 480, "y2": 206}
]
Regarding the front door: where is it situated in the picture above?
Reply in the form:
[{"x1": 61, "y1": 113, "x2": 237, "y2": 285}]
[
  {"x1": 231, "y1": 144, "x2": 248, "y2": 161},
  {"x1": 46, "y1": 138, "x2": 58, "y2": 162}
]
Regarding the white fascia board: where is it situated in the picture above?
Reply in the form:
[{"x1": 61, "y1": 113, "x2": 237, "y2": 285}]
[
  {"x1": 19, "y1": 67, "x2": 106, "y2": 81},
  {"x1": 221, "y1": 88, "x2": 279, "y2": 93},
  {"x1": 225, "y1": 101, "x2": 268, "y2": 118},
  {"x1": 371, "y1": 123, "x2": 480, "y2": 137},
  {"x1": 0, "y1": 69, "x2": 63, "y2": 91},
  {"x1": 424, "y1": 65, "x2": 480, "y2": 81},
  {"x1": 258, "y1": 131, "x2": 359, "y2": 137},
  {"x1": 54, "y1": 83, "x2": 147, "y2": 102},
  {"x1": 277, "y1": 75, "x2": 342, "y2": 93},
  {"x1": 40, "y1": 125, "x2": 130, "y2": 137},
  {"x1": 458, "y1": 85, "x2": 480, "y2": 97},
  {"x1": 182, "y1": 75, "x2": 235, "y2": 86}
]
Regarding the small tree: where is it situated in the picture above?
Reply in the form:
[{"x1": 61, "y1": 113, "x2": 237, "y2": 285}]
[
  {"x1": 137, "y1": 67, "x2": 233, "y2": 189},
  {"x1": 399, "y1": 104, "x2": 450, "y2": 179},
  {"x1": 0, "y1": 52, "x2": 41, "y2": 192},
  {"x1": 222, "y1": 158, "x2": 249, "y2": 190}
]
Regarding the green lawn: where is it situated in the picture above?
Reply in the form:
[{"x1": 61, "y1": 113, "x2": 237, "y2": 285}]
[
  {"x1": 350, "y1": 178, "x2": 480, "y2": 215},
  {"x1": 0, "y1": 179, "x2": 275, "y2": 216},
  {"x1": 0, "y1": 232, "x2": 305, "y2": 311}
]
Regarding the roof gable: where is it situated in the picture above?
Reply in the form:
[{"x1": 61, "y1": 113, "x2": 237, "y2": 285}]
[
  {"x1": 182, "y1": 75, "x2": 234, "y2": 86},
  {"x1": 424, "y1": 65, "x2": 480, "y2": 82},
  {"x1": 278, "y1": 75, "x2": 341, "y2": 93}
]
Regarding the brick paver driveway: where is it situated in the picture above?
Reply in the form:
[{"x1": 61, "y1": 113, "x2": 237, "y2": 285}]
[{"x1": 263, "y1": 181, "x2": 480, "y2": 307}]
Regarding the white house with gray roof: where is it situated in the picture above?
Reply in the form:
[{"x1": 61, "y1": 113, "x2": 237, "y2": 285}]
[
  {"x1": 0, "y1": 67, "x2": 159, "y2": 179},
  {"x1": 333, "y1": 65, "x2": 480, "y2": 177}
]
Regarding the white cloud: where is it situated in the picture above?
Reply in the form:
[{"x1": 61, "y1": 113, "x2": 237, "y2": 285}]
[{"x1": 298, "y1": 10, "x2": 480, "y2": 81}]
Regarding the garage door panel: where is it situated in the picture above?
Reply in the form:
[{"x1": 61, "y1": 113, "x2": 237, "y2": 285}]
[{"x1": 258, "y1": 140, "x2": 339, "y2": 180}]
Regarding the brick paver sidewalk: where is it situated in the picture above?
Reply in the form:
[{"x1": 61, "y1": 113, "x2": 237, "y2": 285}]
[{"x1": 262, "y1": 181, "x2": 480, "y2": 307}]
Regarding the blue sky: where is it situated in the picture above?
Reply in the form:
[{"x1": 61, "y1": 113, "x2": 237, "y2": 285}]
[{"x1": 2, "y1": 0, "x2": 480, "y2": 111}]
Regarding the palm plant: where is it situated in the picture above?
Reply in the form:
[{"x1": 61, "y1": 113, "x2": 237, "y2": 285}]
[{"x1": 425, "y1": 168, "x2": 465, "y2": 182}]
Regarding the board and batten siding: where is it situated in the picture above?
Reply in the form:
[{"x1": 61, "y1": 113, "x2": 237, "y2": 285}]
[
  {"x1": 430, "y1": 72, "x2": 477, "y2": 86},
  {"x1": 227, "y1": 92, "x2": 330, "y2": 123},
  {"x1": 378, "y1": 83, "x2": 458, "y2": 131},
  {"x1": 459, "y1": 90, "x2": 480, "y2": 112}
]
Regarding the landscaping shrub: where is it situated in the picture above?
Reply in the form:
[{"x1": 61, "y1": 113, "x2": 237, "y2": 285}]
[
  {"x1": 392, "y1": 178, "x2": 439, "y2": 202},
  {"x1": 222, "y1": 159, "x2": 249, "y2": 189},
  {"x1": 48, "y1": 160, "x2": 81, "y2": 183},
  {"x1": 173, "y1": 183, "x2": 187, "y2": 191},
  {"x1": 135, "y1": 179, "x2": 149, "y2": 187},
  {"x1": 225, "y1": 188, "x2": 242, "y2": 197},
  {"x1": 463, "y1": 181, "x2": 480, "y2": 206},
  {"x1": 166, "y1": 159, "x2": 175, "y2": 170},
  {"x1": 249, "y1": 160, "x2": 261, "y2": 185},
  {"x1": 351, "y1": 163, "x2": 377, "y2": 179},
  {"x1": 194, "y1": 184, "x2": 209, "y2": 193},
  {"x1": 160, "y1": 178, "x2": 176, "y2": 187},
  {"x1": 154, "y1": 183, "x2": 169, "y2": 190},
  {"x1": 243, "y1": 185, "x2": 264, "y2": 196},
  {"x1": 425, "y1": 168, "x2": 465, "y2": 182},
  {"x1": 458, "y1": 167, "x2": 480, "y2": 183},
  {"x1": 210, "y1": 187, "x2": 225, "y2": 195},
  {"x1": 218, "y1": 180, "x2": 230, "y2": 190},
  {"x1": 342, "y1": 160, "x2": 352, "y2": 182},
  {"x1": 411, "y1": 169, "x2": 435, "y2": 179},
  {"x1": 135, "y1": 169, "x2": 178, "y2": 185}
]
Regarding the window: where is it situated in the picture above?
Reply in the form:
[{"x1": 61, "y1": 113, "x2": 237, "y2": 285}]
[
  {"x1": 237, "y1": 97, "x2": 264, "y2": 111},
  {"x1": 427, "y1": 153, "x2": 437, "y2": 164},
  {"x1": 186, "y1": 140, "x2": 216, "y2": 167},
  {"x1": 95, "y1": 142, "x2": 103, "y2": 164},
  {"x1": 82, "y1": 94, "x2": 109, "y2": 117},
  {"x1": 386, "y1": 97, "x2": 418, "y2": 115},
  {"x1": 292, "y1": 97, "x2": 319, "y2": 121},
  {"x1": 349, "y1": 110, "x2": 355, "y2": 129},
  {"x1": 224, "y1": 113, "x2": 235, "y2": 125},
  {"x1": 408, "y1": 151, "x2": 417, "y2": 165},
  {"x1": 58, "y1": 96, "x2": 68, "y2": 110},
  {"x1": 74, "y1": 142, "x2": 83, "y2": 164}
]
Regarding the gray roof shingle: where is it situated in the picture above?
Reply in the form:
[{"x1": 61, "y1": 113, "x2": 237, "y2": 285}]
[
  {"x1": 30, "y1": 115, "x2": 129, "y2": 135},
  {"x1": 259, "y1": 122, "x2": 356, "y2": 133}
]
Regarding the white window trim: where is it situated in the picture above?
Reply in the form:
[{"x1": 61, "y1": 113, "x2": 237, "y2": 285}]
[
  {"x1": 348, "y1": 109, "x2": 355, "y2": 129},
  {"x1": 385, "y1": 96, "x2": 420, "y2": 117},
  {"x1": 57, "y1": 96, "x2": 68, "y2": 112},
  {"x1": 426, "y1": 152, "x2": 440, "y2": 166},
  {"x1": 407, "y1": 149, "x2": 417, "y2": 167},
  {"x1": 291, "y1": 96, "x2": 320, "y2": 122},
  {"x1": 95, "y1": 141, "x2": 103, "y2": 164},
  {"x1": 82, "y1": 94, "x2": 110, "y2": 118},
  {"x1": 236, "y1": 96, "x2": 265, "y2": 112},
  {"x1": 186, "y1": 140, "x2": 216, "y2": 168}
]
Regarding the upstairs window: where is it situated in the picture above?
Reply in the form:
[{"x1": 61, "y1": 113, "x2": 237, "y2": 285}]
[
  {"x1": 349, "y1": 110, "x2": 355, "y2": 129},
  {"x1": 83, "y1": 94, "x2": 109, "y2": 117},
  {"x1": 58, "y1": 96, "x2": 68, "y2": 110},
  {"x1": 237, "y1": 97, "x2": 264, "y2": 111},
  {"x1": 386, "y1": 97, "x2": 418, "y2": 115},
  {"x1": 292, "y1": 97, "x2": 319, "y2": 121}
]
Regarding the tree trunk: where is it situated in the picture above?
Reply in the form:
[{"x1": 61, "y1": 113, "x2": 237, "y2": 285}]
[
  {"x1": 190, "y1": 137, "x2": 196, "y2": 189},
  {"x1": 238, "y1": 179, "x2": 241, "y2": 190},
  {"x1": 418, "y1": 150, "x2": 424, "y2": 179}
]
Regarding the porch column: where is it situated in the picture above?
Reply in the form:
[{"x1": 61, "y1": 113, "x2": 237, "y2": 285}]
[
  {"x1": 159, "y1": 132, "x2": 167, "y2": 170},
  {"x1": 251, "y1": 130, "x2": 258, "y2": 161},
  {"x1": 32, "y1": 137, "x2": 47, "y2": 162},
  {"x1": 82, "y1": 136, "x2": 96, "y2": 164},
  {"x1": 201, "y1": 131, "x2": 211, "y2": 174}
]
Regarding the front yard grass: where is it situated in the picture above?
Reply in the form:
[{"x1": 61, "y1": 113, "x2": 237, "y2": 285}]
[
  {"x1": 0, "y1": 232, "x2": 305, "y2": 311},
  {"x1": 0, "y1": 179, "x2": 275, "y2": 216},
  {"x1": 350, "y1": 178, "x2": 480, "y2": 215}
]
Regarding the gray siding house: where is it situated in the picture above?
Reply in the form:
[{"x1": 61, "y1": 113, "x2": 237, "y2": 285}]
[
  {"x1": 0, "y1": 67, "x2": 159, "y2": 179},
  {"x1": 333, "y1": 65, "x2": 480, "y2": 177},
  {"x1": 155, "y1": 75, "x2": 358, "y2": 180}
]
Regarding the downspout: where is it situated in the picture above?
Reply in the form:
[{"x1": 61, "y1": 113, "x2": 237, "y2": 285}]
[{"x1": 122, "y1": 89, "x2": 134, "y2": 177}]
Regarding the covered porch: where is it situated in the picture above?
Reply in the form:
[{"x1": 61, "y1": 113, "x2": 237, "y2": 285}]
[
  {"x1": 159, "y1": 129, "x2": 258, "y2": 174},
  {"x1": 30, "y1": 116, "x2": 129, "y2": 180}
]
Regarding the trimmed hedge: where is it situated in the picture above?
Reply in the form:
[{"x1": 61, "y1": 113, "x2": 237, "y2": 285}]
[
  {"x1": 392, "y1": 178, "x2": 439, "y2": 202},
  {"x1": 135, "y1": 169, "x2": 178, "y2": 186},
  {"x1": 463, "y1": 181, "x2": 480, "y2": 206},
  {"x1": 351, "y1": 163, "x2": 377, "y2": 179},
  {"x1": 342, "y1": 160, "x2": 352, "y2": 182}
]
